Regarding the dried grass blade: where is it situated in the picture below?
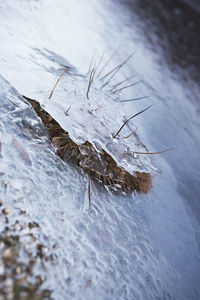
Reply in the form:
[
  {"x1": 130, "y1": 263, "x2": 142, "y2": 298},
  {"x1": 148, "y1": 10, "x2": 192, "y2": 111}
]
[
  {"x1": 93, "y1": 51, "x2": 105, "y2": 79},
  {"x1": 111, "y1": 80, "x2": 142, "y2": 94},
  {"x1": 86, "y1": 68, "x2": 95, "y2": 99},
  {"x1": 133, "y1": 148, "x2": 173, "y2": 155},
  {"x1": 120, "y1": 96, "x2": 149, "y2": 103},
  {"x1": 113, "y1": 105, "x2": 152, "y2": 138},
  {"x1": 101, "y1": 68, "x2": 119, "y2": 89},
  {"x1": 123, "y1": 128, "x2": 137, "y2": 139},
  {"x1": 97, "y1": 47, "x2": 120, "y2": 78},
  {"x1": 88, "y1": 177, "x2": 91, "y2": 212},
  {"x1": 65, "y1": 105, "x2": 71, "y2": 116},
  {"x1": 87, "y1": 50, "x2": 97, "y2": 74},
  {"x1": 49, "y1": 67, "x2": 69, "y2": 99},
  {"x1": 109, "y1": 74, "x2": 136, "y2": 92},
  {"x1": 101, "y1": 51, "x2": 135, "y2": 80}
]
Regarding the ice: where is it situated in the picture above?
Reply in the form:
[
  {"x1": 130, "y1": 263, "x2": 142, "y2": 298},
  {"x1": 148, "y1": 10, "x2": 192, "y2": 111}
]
[{"x1": 0, "y1": 0, "x2": 200, "y2": 299}]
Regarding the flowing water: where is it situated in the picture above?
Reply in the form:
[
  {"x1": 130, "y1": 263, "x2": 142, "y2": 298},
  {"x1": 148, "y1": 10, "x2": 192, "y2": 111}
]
[{"x1": 0, "y1": 0, "x2": 200, "y2": 299}]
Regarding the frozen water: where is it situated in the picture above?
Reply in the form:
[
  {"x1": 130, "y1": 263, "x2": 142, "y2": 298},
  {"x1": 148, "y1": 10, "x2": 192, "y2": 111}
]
[{"x1": 0, "y1": 0, "x2": 200, "y2": 299}]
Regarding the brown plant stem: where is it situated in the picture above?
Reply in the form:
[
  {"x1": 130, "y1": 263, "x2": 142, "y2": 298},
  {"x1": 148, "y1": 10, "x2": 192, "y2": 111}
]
[
  {"x1": 49, "y1": 67, "x2": 69, "y2": 99},
  {"x1": 120, "y1": 96, "x2": 149, "y2": 103},
  {"x1": 113, "y1": 105, "x2": 152, "y2": 138},
  {"x1": 133, "y1": 148, "x2": 173, "y2": 155},
  {"x1": 110, "y1": 80, "x2": 142, "y2": 94}
]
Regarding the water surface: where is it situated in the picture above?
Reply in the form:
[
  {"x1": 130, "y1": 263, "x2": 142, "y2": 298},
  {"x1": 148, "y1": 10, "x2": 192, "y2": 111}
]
[{"x1": 0, "y1": 1, "x2": 200, "y2": 299}]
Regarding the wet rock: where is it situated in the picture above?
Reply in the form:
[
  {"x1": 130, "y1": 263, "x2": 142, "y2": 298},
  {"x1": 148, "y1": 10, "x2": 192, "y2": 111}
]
[
  {"x1": 28, "y1": 221, "x2": 40, "y2": 229},
  {"x1": 2, "y1": 248, "x2": 13, "y2": 262}
]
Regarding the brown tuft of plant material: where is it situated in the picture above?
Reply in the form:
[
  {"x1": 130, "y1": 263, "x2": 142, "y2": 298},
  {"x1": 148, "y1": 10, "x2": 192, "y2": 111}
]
[{"x1": 24, "y1": 96, "x2": 152, "y2": 194}]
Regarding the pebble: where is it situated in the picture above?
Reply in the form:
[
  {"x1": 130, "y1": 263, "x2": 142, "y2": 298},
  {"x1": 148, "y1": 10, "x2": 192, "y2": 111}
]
[
  {"x1": 2, "y1": 248, "x2": 12, "y2": 260},
  {"x1": 15, "y1": 266, "x2": 21, "y2": 274},
  {"x1": 2, "y1": 208, "x2": 11, "y2": 215},
  {"x1": 14, "y1": 223, "x2": 22, "y2": 231}
]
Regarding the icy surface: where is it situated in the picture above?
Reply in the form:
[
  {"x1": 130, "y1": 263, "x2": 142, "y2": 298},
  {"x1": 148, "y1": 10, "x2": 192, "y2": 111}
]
[
  {"x1": 0, "y1": 0, "x2": 200, "y2": 299},
  {"x1": 43, "y1": 71, "x2": 155, "y2": 175}
]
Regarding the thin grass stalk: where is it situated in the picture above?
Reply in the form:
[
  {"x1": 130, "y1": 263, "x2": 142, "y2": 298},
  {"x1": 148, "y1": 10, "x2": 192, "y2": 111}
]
[
  {"x1": 86, "y1": 68, "x2": 95, "y2": 99},
  {"x1": 97, "y1": 47, "x2": 120, "y2": 78},
  {"x1": 120, "y1": 96, "x2": 149, "y2": 103},
  {"x1": 109, "y1": 74, "x2": 136, "y2": 92},
  {"x1": 101, "y1": 68, "x2": 120, "y2": 89},
  {"x1": 111, "y1": 80, "x2": 142, "y2": 94},
  {"x1": 133, "y1": 148, "x2": 172, "y2": 155},
  {"x1": 49, "y1": 67, "x2": 69, "y2": 99},
  {"x1": 87, "y1": 50, "x2": 97, "y2": 74},
  {"x1": 65, "y1": 105, "x2": 71, "y2": 116},
  {"x1": 113, "y1": 105, "x2": 152, "y2": 138},
  {"x1": 88, "y1": 177, "x2": 91, "y2": 212},
  {"x1": 101, "y1": 52, "x2": 135, "y2": 80},
  {"x1": 86, "y1": 52, "x2": 105, "y2": 99},
  {"x1": 123, "y1": 128, "x2": 137, "y2": 139},
  {"x1": 93, "y1": 51, "x2": 105, "y2": 79}
]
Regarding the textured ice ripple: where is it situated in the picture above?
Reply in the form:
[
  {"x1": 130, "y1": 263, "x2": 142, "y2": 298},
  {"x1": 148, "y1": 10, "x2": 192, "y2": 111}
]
[
  {"x1": 0, "y1": 75, "x2": 177, "y2": 299},
  {"x1": 0, "y1": 0, "x2": 200, "y2": 299}
]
